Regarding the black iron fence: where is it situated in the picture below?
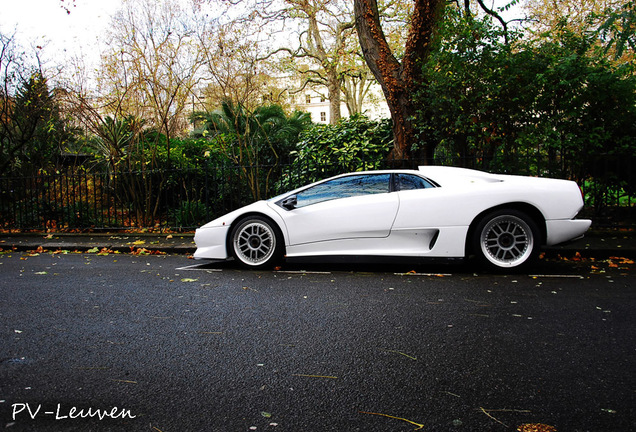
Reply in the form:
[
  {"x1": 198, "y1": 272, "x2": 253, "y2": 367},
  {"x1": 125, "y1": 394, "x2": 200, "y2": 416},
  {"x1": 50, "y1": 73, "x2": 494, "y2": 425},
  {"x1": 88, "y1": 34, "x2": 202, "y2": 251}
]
[{"x1": 0, "y1": 156, "x2": 633, "y2": 231}]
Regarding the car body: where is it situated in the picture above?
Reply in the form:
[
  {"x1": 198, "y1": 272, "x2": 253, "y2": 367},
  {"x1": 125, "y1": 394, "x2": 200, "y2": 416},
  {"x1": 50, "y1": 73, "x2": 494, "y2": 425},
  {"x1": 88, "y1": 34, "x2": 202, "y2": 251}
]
[{"x1": 194, "y1": 166, "x2": 591, "y2": 270}]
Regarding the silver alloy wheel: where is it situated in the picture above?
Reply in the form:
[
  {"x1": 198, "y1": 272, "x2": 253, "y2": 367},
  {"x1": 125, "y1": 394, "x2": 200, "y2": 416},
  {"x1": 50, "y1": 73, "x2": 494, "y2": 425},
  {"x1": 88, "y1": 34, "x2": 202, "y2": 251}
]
[
  {"x1": 232, "y1": 219, "x2": 277, "y2": 266},
  {"x1": 479, "y1": 214, "x2": 534, "y2": 268}
]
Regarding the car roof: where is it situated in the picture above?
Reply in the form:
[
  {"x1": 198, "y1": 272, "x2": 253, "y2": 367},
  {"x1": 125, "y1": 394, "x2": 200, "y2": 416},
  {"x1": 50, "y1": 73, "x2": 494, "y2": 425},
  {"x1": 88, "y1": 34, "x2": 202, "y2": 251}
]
[{"x1": 276, "y1": 166, "x2": 502, "y2": 200}]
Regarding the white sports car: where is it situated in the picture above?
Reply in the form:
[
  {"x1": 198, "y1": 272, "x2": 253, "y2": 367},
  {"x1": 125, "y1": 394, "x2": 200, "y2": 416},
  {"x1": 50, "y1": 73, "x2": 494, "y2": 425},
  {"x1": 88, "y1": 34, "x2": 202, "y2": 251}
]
[{"x1": 194, "y1": 166, "x2": 591, "y2": 270}]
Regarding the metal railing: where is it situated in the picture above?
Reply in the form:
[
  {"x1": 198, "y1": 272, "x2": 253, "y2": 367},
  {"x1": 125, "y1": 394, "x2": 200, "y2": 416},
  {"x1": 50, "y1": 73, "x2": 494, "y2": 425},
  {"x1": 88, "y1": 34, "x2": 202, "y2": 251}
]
[{"x1": 1, "y1": 156, "x2": 633, "y2": 231}]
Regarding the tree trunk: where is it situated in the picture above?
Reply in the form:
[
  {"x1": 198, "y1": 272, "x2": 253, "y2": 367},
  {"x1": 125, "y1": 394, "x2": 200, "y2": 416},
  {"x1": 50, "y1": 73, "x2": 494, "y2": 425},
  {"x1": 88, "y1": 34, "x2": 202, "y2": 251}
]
[
  {"x1": 354, "y1": 0, "x2": 443, "y2": 164},
  {"x1": 327, "y1": 68, "x2": 342, "y2": 124}
]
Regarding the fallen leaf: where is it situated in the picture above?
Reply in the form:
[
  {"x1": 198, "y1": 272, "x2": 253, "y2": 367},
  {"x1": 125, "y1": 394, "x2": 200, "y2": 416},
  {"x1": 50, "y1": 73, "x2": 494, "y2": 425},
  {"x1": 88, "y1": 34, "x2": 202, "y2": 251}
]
[
  {"x1": 381, "y1": 349, "x2": 417, "y2": 360},
  {"x1": 181, "y1": 278, "x2": 198, "y2": 282},
  {"x1": 480, "y1": 408, "x2": 531, "y2": 428},
  {"x1": 292, "y1": 374, "x2": 338, "y2": 379},
  {"x1": 130, "y1": 247, "x2": 152, "y2": 255},
  {"x1": 517, "y1": 424, "x2": 557, "y2": 432},
  {"x1": 359, "y1": 411, "x2": 424, "y2": 430}
]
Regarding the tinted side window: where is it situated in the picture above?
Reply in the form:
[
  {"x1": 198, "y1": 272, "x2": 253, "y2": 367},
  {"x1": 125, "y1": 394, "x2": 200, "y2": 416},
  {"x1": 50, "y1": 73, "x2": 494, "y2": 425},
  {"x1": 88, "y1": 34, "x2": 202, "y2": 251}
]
[
  {"x1": 396, "y1": 174, "x2": 434, "y2": 191},
  {"x1": 296, "y1": 174, "x2": 391, "y2": 208}
]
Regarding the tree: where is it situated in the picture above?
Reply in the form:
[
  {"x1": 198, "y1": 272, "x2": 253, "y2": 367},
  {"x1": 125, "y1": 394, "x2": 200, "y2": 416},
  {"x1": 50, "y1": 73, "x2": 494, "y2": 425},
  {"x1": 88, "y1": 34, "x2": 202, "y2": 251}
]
[
  {"x1": 100, "y1": 0, "x2": 205, "y2": 163},
  {"x1": 196, "y1": 19, "x2": 276, "y2": 111},
  {"x1": 0, "y1": 33, "x2": 67, "y2": 175},
  {"x1": 192, "y1": 100, "x2": 311, "y2": 199},
  {"x1": 0, "y1": 31, "x2": 23, "y2": 172},
  {"x1": 339, "y1": 24, "x2": 384, "y2": 117},
  {"x1": 524, "y1": 0, "x2": 623, "y2": 35},
  {"x1": 54, "y1": 0, "x2": 208, "y2": 226},
  {"x1": 90, "y1": 115, "x2": 146, "y2": 173},
  {"x1": 414, "y1": 7, "x2": 636, "y2": 208},
  {"x1": 415, "y1": 7, "x2": 521, "y2": 169},
  {"x1": 285, "y1": 0, "x2": 356, "y2": 124},
  {"x1": 597, "y1": 0, "x2": 636, "y2": 62},
  {"x1": 245, "y1": 0, "x2": 358, "y2": 124},
  {"x1": 341, "y1": 67, "x2": 376, "y2": 117},
  {"x1": 354, "y1": 0, "x2": 445, "y2": 162}
]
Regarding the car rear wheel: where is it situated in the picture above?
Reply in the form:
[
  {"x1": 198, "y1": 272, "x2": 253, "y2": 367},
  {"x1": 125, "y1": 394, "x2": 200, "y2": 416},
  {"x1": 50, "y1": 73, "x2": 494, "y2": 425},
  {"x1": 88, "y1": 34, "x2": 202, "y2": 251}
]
[
  {"x1": 473, "y1": 210, "x2": 541, "y2": 270},
  {"x1": 230, "y1": 216, "x2": 283, "y2": 269}
]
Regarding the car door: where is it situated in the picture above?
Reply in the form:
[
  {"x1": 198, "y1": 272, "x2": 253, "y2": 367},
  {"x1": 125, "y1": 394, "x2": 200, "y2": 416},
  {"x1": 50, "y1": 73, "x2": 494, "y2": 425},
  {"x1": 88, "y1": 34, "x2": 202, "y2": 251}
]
[
  {"x1": 391, "y1": 172, "x2": 464, "y2": 229},
  {"x1": 280, "y1": 173, "x2": 399, "y2": 246}
]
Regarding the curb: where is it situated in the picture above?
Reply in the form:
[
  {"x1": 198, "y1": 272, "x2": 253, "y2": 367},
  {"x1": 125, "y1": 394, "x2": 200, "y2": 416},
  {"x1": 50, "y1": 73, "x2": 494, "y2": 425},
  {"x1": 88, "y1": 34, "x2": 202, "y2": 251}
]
[
  {"x1": 0, "y1": 233, "x2": 196, "y2": 255},
  {"x1": 1, "y1": 230, "x2": 634, "y2": 260}
]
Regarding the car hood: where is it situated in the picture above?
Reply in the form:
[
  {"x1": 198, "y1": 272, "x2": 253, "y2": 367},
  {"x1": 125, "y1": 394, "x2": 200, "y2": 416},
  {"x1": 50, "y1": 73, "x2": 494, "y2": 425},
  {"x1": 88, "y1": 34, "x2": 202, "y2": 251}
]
[{"x1": 198, "y1": 201, "x2": 273, "y2": 229}]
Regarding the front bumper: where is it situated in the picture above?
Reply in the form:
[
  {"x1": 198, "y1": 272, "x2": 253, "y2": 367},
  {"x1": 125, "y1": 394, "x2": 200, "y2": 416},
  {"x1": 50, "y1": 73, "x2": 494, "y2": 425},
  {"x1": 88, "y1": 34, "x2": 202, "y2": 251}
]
[{"x1": 193, "y1": 225, "x2": 231, "y2": 259}]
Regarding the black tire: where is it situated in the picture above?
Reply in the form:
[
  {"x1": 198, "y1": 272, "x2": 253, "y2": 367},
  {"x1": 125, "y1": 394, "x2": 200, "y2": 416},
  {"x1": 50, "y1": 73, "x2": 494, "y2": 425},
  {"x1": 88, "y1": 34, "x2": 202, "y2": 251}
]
[
  {"x1": 229, "y1": 216, "x2": 284, "y2": 269},
  {"x1": 472, "y1": 209, "x2": 541, "y2": 271}
]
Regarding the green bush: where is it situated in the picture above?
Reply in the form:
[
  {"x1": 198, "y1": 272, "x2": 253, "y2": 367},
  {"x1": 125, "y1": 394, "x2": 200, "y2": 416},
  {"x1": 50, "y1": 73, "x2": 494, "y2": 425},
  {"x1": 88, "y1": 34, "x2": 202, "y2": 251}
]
[
  {"x1": 281, "y1": 115, "x2": 393, "y2": 189},
  {"x1": 169, "y1": 200, "x2": 209, "y2": 228}
]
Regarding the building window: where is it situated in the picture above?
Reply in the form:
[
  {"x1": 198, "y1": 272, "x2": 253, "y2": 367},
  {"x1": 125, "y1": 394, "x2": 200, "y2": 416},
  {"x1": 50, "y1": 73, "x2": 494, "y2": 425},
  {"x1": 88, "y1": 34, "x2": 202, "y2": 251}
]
[
  {"x1": 305, "y1": 95, "x2": 311, "y2": 104},
  {"x1": 320, "y1": 95, "x2": 326, "y2": 102},
  {"x1": 320, "y1": 112, "x2": 326, "y2": 122}
]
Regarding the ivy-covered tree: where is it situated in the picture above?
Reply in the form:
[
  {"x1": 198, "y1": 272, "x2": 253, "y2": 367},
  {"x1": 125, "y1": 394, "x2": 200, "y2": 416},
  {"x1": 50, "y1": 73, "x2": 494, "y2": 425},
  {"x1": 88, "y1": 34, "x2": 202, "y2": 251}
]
[{"x1": 354, "y1": 0, "x2": 445, "y2": 162}]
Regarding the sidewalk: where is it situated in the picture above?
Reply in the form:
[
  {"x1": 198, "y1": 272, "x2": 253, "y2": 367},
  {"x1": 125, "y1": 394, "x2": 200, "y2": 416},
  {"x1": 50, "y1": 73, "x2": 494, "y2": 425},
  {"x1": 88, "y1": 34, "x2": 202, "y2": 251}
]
[
  {"x1": 1, "y1": 228, "x2": 634, "y2": 259},
  {"x1": 0, "y1": 232, "x2": 196, "y2": 255}
]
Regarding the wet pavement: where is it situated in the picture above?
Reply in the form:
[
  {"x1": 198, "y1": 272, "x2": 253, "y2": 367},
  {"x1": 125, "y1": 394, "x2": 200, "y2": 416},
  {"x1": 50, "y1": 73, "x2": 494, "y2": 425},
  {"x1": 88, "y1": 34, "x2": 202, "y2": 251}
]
[{"x1": 1, "y1": 253, "x2": 634, "y2": 431}]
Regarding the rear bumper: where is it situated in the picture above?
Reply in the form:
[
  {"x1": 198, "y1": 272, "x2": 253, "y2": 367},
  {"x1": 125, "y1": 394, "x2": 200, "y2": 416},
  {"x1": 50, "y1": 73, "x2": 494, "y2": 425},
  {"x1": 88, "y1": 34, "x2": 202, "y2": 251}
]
[{"x1": 545, "y1": 219, "x2": 592, "y2": 246}]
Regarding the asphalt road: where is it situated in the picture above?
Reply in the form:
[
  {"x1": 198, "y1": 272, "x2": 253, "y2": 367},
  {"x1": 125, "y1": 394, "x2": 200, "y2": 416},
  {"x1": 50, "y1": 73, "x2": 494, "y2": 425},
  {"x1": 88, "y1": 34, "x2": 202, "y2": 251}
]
[{"x1": 0, "y1": 253, "x2": 634, "y2": 432}]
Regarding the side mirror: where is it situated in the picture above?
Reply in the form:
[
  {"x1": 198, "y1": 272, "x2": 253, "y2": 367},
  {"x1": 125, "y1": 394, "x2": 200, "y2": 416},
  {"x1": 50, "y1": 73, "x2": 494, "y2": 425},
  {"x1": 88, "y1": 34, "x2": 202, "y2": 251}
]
[{"x1": 281, "y1": 195, "x2": 297, "y2": 210}]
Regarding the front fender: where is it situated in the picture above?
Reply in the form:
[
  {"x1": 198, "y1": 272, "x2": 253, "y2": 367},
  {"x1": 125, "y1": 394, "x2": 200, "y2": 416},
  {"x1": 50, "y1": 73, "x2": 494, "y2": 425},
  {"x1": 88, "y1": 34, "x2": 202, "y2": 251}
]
[{"x1": 194, "y1": 200, "x2": 289, "y2": 260}]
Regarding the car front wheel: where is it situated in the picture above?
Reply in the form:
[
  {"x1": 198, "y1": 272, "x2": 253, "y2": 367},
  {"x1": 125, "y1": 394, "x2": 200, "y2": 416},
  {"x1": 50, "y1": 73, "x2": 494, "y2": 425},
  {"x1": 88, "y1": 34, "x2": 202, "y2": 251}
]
[
  {"x1": 473, "y1": 210, "x2": 541, "y2": 270},
  {"x1": 229, "y1": 216, "x2": 283, "y2": 269}
]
